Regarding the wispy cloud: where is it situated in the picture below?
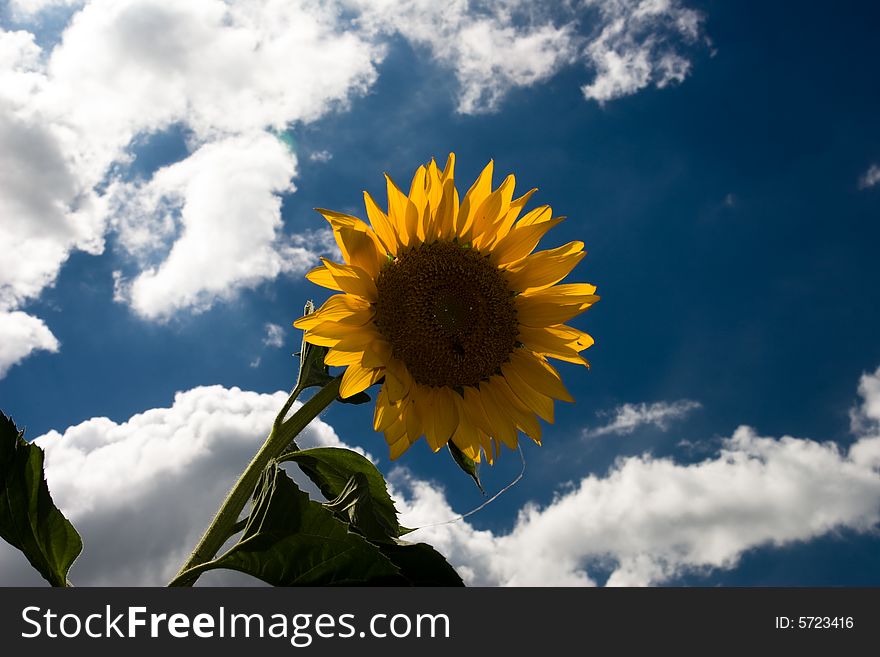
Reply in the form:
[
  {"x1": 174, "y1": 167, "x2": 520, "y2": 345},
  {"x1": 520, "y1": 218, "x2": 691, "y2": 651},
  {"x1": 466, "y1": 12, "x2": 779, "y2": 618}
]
[
  {"x1": 858, "y1": 164, "x2": 880, "y2": 189},
  {"x1": 583, "y1": 399, "x2": 701, "y2": 438},
  {"x1": 308, "y1": 150, "x2": 333, "y2": 163},
  {"x1": 580, "y1": 0, "x2": 704, "y2": 103},
  {"x1": 262, "y1": 323, "x2": 286, "y2": 349}
]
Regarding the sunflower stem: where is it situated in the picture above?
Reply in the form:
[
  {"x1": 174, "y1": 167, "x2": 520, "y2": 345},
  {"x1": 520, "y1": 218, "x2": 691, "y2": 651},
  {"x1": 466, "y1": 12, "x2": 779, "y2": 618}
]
[{"x1": 168, "y1": 376, "x2": 342, "y2": 586}]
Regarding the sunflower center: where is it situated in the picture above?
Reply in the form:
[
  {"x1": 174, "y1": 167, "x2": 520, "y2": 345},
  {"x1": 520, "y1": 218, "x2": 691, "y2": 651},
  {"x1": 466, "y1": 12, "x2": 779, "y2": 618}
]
[{"x1": 374, "y1": 241, "x2": 518, "y2": 388}]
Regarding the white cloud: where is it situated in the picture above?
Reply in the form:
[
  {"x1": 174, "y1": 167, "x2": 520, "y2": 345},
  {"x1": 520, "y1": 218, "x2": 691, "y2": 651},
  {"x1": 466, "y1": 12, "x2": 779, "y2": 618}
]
[
  {"x1": 4, "y1": 369, "x2": 880, "y2": 587},
  {"x1": 308, "y1": 149, "x2": 333, "y2": 163},
  {"x1": 7, "y1": 0, "x2": 83, "y2": 20},
  {"x1": 262, "y1": 323, "x2": 287, "y2": 349},
  {"x1": 0, "y1": 311, "x2": 60, "y2": 377},
  {"x1": 0, "y1": 28, "x2": 105, "y2": 376},
  {"x1": 348, "y1": 0, "x2": 579, "y2": 114},
  {"x1": 39, "y1": 0, "x2": 381, "y2": 320},
  {"x1": 0, "y1": 385, "x2": 359, "y2": 586},
  {"x1": 112, "y1": 133, "x2": 317, "y2": 320},
  {"x1": 583, "y1": 399, "x2": 701, "y2": 438},
  {"x1": 580, "y1": 0, "x2": 703, "y2": 103},
  {"x1": 0, "y1": 1, "x2": 383, "y2": 373},
  {"x1": 0, "y1": 0, "x2": 706, "y2": 377},
  {"x1": 395, "y1": 371, "x2": 880, "y2": 585},
  {"x1": 858, "y1": 164, "x2": 880, "y2": 190}
]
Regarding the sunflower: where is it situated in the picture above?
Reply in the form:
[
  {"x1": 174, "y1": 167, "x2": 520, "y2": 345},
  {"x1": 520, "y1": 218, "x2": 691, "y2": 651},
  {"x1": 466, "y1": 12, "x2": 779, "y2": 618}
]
[{"x1": 295, "y1": 154, "x2": 597, "y2": 463}]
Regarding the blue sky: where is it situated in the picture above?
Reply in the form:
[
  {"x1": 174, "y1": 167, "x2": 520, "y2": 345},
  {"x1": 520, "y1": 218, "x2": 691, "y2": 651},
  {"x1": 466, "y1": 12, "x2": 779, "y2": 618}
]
[{"x1": 1, "y1": 0, "x2": 880, "y2": 586}]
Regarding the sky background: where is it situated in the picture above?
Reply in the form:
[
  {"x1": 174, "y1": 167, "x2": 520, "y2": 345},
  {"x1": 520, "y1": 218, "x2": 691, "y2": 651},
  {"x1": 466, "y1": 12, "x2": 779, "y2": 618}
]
[{"x1": 2, "y1": 0, "x2": 880, "y2": 586}]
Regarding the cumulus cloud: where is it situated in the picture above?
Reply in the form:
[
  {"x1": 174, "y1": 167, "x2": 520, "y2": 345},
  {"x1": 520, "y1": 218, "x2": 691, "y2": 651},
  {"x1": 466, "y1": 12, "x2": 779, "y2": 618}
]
[
  {"x1": 0, "y1": 0, "x2": 382, "y2": 373},
  {"x1": 4, "y1": 369, "x2": 880, "y2": 587},
  {"x1": 0, "y1": 0, "x2": 705, "y2": 376},
  {"x1": 111, "y1": 133, "x2": 316, "y2": 320},
  {"x1": 858, "y1": 164, "x2": 880, "y2": 190},
  {"x1": 583, "y1": 399, "x2": 702, "y2": 438},
  {"x1": 396, "y1": 370, "x2": 880, "y2": 586},
  {"x1": 0, "y1": 27, "x2": 105, "y2": 375},
  {"x1": 7, "y1": 0, "x2": 83, "y2": 20},
  {"x1": 0, "y1": 385, "x2": 359, "y2": 586},
  {"x1": 0, "y1": 311, "x2": 60, "y2": 377}
]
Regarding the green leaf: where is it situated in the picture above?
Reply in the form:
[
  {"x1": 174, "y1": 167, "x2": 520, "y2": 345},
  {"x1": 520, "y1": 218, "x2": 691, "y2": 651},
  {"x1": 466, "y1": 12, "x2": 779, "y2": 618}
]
[
  {"x1": 298, "y1": 343, "x2": 335, "y2": 391},
  {"x1": 322, "y1": 472, "x2": 397, "y2": 543},
  {"x1": 279, "y1": 447, "x2": 401, "y2": 537},
  {"x1": 380, "y1": 541, "x2": 464, "y2": 586},
  {"x1": 280, "y1": 448, "x2": 464, "y2": 585},
  {"x1": 174, "y1": 464, "x2": 402, "y2": 586},
  {"x1": 448, "y1": 441, "x2": 484, "y2": 493},
  {"x1": 0, "y1": 411, "x2": 82, "y2": 587}
]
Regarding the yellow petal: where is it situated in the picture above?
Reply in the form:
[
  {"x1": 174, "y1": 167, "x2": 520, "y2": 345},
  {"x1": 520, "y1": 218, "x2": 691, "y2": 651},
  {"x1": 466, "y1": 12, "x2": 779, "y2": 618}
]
[
  {"x1": 303, "y1": 318, "x2": 373, "y2": 340},
  {"x1": 384, "y1": 357, "x2": 413, "y2": 402},
  {"x1": 332, "y1": 329, "x2": 380, "y2": 352},
  {"x1": 515, "y1": 294, "x2": 595, "y2": 327},
  {"x1": 449, "y1": 395, "x2": 483, "y2": 461},
  {"x1": 316, "y1": 208, "x2": 368, "y2": 234},
  {"x1": 363, "y1": 191, "x2": 398, "y2": 256},
  {"x1": 440, "y1": 153, "x2": 455, "y2": 183},
  {"x1": 385, "y1": 173, "x2": 408, "y2": 228},
  {"x1": 434, "y1": 178, "x2": 457, "y2": 240},
  {"x1": 471, "y1": 174, "x2": 515, "y2": 249},
  {"x1": 517, "y1": 204, "x2": 556, "y2": 227},
  {"x1": 490, "y1": 375, "x2": 542, "y2": 444},
  {"x1": 302, "y1": 321, "x2": 374, "y2": 347},
  {"x1": 319, "y1": 258, "x2": 377, "y2": 301},
  {"x1": 339, "y1": 362, "x2": 382, "y2": 398},
  {"x1": 518, "y1": 325, "x2": 592, "y2": 366},
  {"x1": 374, "y1": 387, "x2": 399, "y2": 432},
  {"x1": 293, "y1": 294, "x2": 372, "y2": 329},
  {"x1": 302, "y1": 333, "x2": 342, "y2": 348},
  {"x1": 477, "y1": 380, "x2": 519, "y2": 449},
  {"x1": 383, "y1": 413, "x2": 406, "y2": 443},
  {"x1": 433, "y1": 387, "x2": 459, "y2": 447},
  {"x1": 403, "y1": 394, "x2": 423, "y2": 443},
  {"x1": 501, "y1": 358, "x2": 555, "y2": 423},
  {"x1": 503, "y1": 242, "x2": 585, "y2": 292},
  {"x1": 521, "y1": 282, "x2": 598, "y2": 303},
  {"x1": 305, "y1": 265, "x2": 342, "y2": 291},
  {"x1": 408, "y1": 165, "x2": 429, "y2": 243},
  {"x1": 385, "y1": 173, "x2": 420, "y2": 247},
  {"x1": 545, "y1": 323, "x2": 595, "y2": 345},
  {"x1": 491, "y1": 188, "x2": 537, "y2": 244},
  {"x1": 335, "y1": 225, "x2": 382, "y2": 279},
  {"x1": 456, "y1": 159, "x2": 493, "y2": 238},
  {"x1": 388, "y1": 434, "x2": 412, "y2": 460},
  {"x1": 462, "y1": 386, "x2": 495, "y2": 437},
  {"x1": 360, "y1": 338, "x2": 391, "y2": 368},
  {"x1": 508, "y1": 349, "x2": 574, "y2": 402},
  {"x1": 324, "y1": 348, "x2": 363, "y2": 367},
  {"x1": 491, "y1": 210, "x2": 563, "y2": 265},
  {"x1": 425, "y1": 158, "x2": 443, "y2": 213}
]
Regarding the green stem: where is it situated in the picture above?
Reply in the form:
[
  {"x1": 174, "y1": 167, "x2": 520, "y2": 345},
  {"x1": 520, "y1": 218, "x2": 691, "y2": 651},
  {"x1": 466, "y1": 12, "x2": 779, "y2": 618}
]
[{"x1": 169, "y1": 376, "x2": 342, "y2": 586}]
